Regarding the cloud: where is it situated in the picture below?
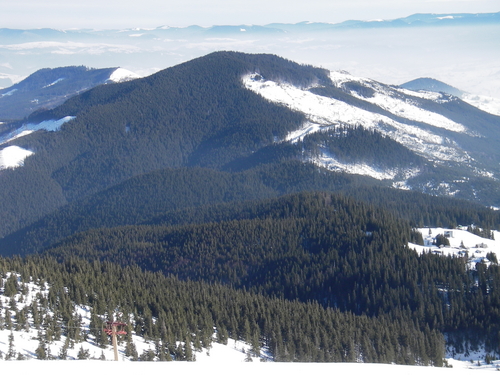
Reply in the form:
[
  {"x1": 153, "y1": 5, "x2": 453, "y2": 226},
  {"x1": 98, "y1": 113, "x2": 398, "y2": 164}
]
[{"x1": 0, "y1": 41, "x2": 143, "y2": 55}]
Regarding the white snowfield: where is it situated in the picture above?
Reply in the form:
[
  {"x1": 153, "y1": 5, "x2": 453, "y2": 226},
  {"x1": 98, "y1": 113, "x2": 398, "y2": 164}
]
[
  {"x1": 108, "y1": 68, "x2": 141, "y2": 83},
  {"x1": 0, "y1": 145, "x2": 34, "y2": 169}
]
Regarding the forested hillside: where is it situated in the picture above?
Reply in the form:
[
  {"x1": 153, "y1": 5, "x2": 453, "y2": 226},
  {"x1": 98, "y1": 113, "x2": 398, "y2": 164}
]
[
  {"x1": 0, "y1": 252, "x2": 445, "y2": 364},
  {"x1": 37, "y1": 192, "x2": 500, "y2": 349},
  {"x1": 2, "y1": 51, "x2": 500, "y2": 365},
  {"x1": 0, "y1": 52, "x2": 328, "y2": 237},
  {"x1": 2, "y1": 161, "x2": 498, "y2": 256}
]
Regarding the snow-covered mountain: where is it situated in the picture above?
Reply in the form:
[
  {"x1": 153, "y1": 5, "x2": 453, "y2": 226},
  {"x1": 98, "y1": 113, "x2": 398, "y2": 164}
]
[
  {"x1": 0, "y1": 66, "x2": 139, "y2": 121},
  {"x1": 2, "y1": 51, "x2": 500, "y2": 242},
  {"x1": 243, "y1": 69, "x2": 500, "y2": 202}
]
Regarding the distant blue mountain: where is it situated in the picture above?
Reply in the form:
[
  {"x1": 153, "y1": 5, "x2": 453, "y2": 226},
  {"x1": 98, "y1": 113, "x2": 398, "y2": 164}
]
[
  {"x1": 266, "y1": 12, "x2": 500, "y2": 32},
  {"x1": 400, "y1": 78, "x2": 464, "y2": 97}
]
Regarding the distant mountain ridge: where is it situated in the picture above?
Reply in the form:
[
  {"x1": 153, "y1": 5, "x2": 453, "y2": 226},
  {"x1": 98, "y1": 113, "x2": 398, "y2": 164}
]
[
  {"x1": 1, "y1": 12, "x2": 498, "y2": 38},
  {"x1": 0, "y1": 66, "x2": 139, "y2": 120}
]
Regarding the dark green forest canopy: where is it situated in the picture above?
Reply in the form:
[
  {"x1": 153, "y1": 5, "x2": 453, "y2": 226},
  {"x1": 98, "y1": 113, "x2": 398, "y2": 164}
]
[
  {"x1": 0, "y1": 254, "x2": 445, "y2": 364},
  {"x1": 0, "y1": 52, "x2": 328, "y2": 237},
  {"x1": 2, "y1": 161, "x2": 499, "y2": 256},
  {"x1": 37, "y1": 191, "x2": 500, "y2": 352}
]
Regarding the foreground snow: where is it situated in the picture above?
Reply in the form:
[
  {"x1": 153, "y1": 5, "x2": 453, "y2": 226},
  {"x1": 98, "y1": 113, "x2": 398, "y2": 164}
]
[{"x1": 1, "y1": 359, "x2": 499, "y2": 375}]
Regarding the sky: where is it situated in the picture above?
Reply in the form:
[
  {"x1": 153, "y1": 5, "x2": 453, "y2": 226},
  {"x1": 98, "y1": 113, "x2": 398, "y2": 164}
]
[{"x1": 1, "y1": 0, "x2": 499, "y2": 29}]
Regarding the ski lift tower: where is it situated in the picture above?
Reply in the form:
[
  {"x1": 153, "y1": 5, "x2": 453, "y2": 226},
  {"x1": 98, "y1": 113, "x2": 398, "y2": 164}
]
[{"x1": 104, "y1": 321, "x2": 127, "y2": 361}]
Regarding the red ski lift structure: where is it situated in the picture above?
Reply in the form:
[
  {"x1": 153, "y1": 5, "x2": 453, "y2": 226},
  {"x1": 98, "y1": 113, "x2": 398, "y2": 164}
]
[{"x1": 104, "y1": 321, "x2": 127, "y2": 361}]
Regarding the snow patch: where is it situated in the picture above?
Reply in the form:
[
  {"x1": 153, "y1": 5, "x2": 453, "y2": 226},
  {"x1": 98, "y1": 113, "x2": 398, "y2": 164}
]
[
  {"x1": 43, "y1": 78, "x2": 65, "y2": 88},
  {"x1": 0, "y1": 116, "x2": 75, "y2": 145},
  {"x1": 308, "y1": 148, "x2": 401, "y2": 180},
  {"x1": 0, "y1": 145, "x2": 33, "y2": 169},
  {"x1": 108, "y1": 68, "x2": 140, "y2": 83},
  {"x1": 1, "y1": 88, "x2": 17, "y2": 97},
  {"x1": 410, "y1": 227, "x2": 500, "y2": 270}
]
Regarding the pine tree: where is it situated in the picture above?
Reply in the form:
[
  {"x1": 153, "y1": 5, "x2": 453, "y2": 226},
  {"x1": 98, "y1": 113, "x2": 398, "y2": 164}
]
[
  {"x1": 59, "y1": 337, "x2": 70, "y2": 359},
  {"x1": 35, "y1": 340, "x2": 47, "y2": 360},
  {"x1": 125, "y1": 341, "x2": 139, "y2": 361},
  {"x1": 16, "y1": 352, "x2": 26, "y2": 360},
  {"x1": 6, "y1": 332, "x2": 16, "y2": 360},
  {"x1": 77, "y1": 346, "x2": 90, "y2": 360},
  {"x1": 4, "y1": 274, "x2": 18, "y2": 297}
]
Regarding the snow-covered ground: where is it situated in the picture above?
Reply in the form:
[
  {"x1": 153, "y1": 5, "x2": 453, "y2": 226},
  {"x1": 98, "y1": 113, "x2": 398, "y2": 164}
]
[
  {"x1": 3, "y1": 233, "x2": 500, "y2": 371},
  {"x1": 2, "y1": 360, "x2": 499, "y2": 375},
  {"x1": 0, "y1": 145, "x2": 34, "y2": 169},
  {"x1": 0, "y1": 273, "x2": 270, "y2": 364},
  {"x1": 409, "y1": 227, "x2": 500, "y2": 269},
  {"x1": 0, "y1": 116, "x2": 75, "y2": 146}
]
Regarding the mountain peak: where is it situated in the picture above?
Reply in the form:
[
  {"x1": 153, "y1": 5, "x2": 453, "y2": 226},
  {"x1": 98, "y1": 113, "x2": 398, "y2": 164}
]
[
  {"x1": 400, "y1": 77, "x2": 464, "y2": 97},
  {"x1": 0, "y1": 66, "x2": 139, "y2": 121}
]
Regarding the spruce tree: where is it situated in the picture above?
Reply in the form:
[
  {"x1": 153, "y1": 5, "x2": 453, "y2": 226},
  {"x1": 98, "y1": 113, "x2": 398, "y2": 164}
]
[
  {"x1": 4, "y1": 274, "x2": 18, "y2": 297},
  {"x1": 6, "y1": 332, "x2": 16, "y2": 360},
  {"x1": 35, "y1": 340, "x2": 47, "y2": 360},
  {"x1": 77, "y1": 346, "x2": 90, "y2": 360}
]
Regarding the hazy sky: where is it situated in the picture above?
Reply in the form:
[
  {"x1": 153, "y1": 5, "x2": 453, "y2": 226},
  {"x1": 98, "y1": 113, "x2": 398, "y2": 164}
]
[{"x1": 1, "y1": 0, "x2": 499, "y2": 29}]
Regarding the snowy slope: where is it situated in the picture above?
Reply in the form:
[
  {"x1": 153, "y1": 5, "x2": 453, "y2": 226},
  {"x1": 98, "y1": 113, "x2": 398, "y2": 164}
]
[
  {"x1": 2, "y1": 268, "x2": 500, "y2": 369},
  {"x1": 0, "y1": 116, "x2": 75, "y2": 146},
  {"x1": 244, "y1": 72, "x2": 472, "y2": 156},
  {"x1": 0, "y1": 145, "x2": 34, "y2": 170},
  {"x1": 243, "y1": 72, "x2": 474, "y2": 182},
  {"x1": 108, "y1": 68, "x2": 141, "y2": 83},
  {"x1": 409, "y1": 228, "x2": 500, "y2": 269},
  {"x1": 0, "y1": 272, "x2": 270, "y2": 363},
  {"x1": 0, "y1": 66, "x2": 140, "y2": 120}
]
